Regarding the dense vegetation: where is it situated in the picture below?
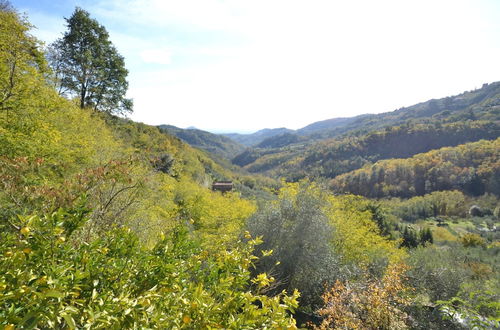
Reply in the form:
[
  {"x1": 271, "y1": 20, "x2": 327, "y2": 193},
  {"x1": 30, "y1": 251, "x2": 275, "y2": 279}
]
[
  {"x1": 232, "y1": 120, "x2": 499, "y2": 181},
  {"x1": 226, "y1": 80, "x2": 500, "y2": 182},
  {"x1": 331, "y1": 138, "x2": 499, "y2": 198},
  {"x1": 0, "y1": 7, "x2": 295, "y2": 328},
  {"x1": 1, "y1": 3, "x2": 499, "y2": 329}
]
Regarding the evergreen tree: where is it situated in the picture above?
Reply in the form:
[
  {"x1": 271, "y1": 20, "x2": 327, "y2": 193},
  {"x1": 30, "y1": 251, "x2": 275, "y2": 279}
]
[
  {"x1": 49, "y1": 8, "x2": 132, "y2": 115},
  {"x1": 401, "y1": 226, "x2": 419, "y2": 248},
  {"x1": 362, "y1": 203, "x2": 392, "y2": 237},
  {"x1": 419, "y1": 228, "x2": 433, "y2": 245}
]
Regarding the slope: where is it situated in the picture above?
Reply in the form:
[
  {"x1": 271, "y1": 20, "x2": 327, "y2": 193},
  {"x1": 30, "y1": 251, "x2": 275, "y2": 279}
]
[
  {"x1": 222, "y1": 127, "x2": 294, "y2": 147},
  {"x1": 330, "y1": 138, "x2": 500, "y2": 198},
  {"x1": 158, "y1": 124, "x2": 246, "y2": 160}
]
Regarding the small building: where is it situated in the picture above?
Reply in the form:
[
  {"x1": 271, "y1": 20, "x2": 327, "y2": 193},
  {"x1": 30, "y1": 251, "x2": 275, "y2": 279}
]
[{"x1": 212, "y1": 181, "x2": 233, "y2": 192}]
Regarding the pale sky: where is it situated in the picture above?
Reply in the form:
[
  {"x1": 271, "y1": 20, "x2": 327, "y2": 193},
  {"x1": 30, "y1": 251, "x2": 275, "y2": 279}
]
[{"x1": 11, "y1": 0, "x2": 500, "y2": 133}]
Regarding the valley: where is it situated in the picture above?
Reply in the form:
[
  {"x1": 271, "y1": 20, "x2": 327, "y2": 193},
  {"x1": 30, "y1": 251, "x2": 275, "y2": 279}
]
[{"x1": 1, "y1": 2, "x2": 499, "y2": 329}]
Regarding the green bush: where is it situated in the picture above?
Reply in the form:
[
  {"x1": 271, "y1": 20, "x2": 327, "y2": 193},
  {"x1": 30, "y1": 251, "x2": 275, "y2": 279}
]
[{"x1": 0, "y1": 208, "x2": 299, "y2": 329}]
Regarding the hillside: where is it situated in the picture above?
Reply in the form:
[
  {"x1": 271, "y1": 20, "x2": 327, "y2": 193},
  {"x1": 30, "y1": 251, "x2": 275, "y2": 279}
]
[
  {"x1": 331, "y1": 138, "x2": 500, "y2": 198},
  {"x1": 158, "y1": 124, "x2": 245, "y2": 160},
  {"x1": 222, "y1": 127, "x2": 294, "y2": 146},
  {"x1": 0, "y1": 8, "x2": 297, "y2": 327},
  {"x1": 304, "y1": 81, "x2": 500, "y2": 139},
  {"x1": 296, "y1": 116, "x2": 367, "y2": 136},
  {"x1": 229, "y1": 83, "x2": 500, "y2": 181},
  {"x1": 223, "y1": 81, "x2": 500, "y2": 146}
]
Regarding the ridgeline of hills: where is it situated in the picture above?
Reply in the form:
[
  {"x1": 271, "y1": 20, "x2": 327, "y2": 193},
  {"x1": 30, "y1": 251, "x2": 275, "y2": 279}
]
[
  {"x1": 159, "y1": 82, "x2": 499, "y2": 199},
  {"x1": 222, "y1": 128, "x2": 294, "y2": 147},
  {"x1": 158, "y1": 124, "x2": 246, "y2": 159}
]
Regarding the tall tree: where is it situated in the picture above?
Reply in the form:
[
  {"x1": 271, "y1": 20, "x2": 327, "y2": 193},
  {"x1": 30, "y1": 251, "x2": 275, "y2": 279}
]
[{"x1": 49, "y1": 8, "x2": 132, "y2": 115}]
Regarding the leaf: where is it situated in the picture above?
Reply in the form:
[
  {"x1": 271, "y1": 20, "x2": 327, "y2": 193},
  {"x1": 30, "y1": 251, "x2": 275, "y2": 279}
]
[
  {"x1": 61, "y1": 313, "x2": 77, "y2": 329},
  {"x1": 44, "y1": 289, "x2": 64, "y2": 298},
  {"x1": 20, "y1": 311, "x2": 41, "y2": 330}
]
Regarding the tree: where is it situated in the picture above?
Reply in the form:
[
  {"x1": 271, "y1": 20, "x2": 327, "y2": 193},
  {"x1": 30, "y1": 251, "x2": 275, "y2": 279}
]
[
  {"x1": 420, "y1": 227, "x2": 433, "y2": 245},
  {"x1": 401, "y1": 226, "x2": 419, "y2": 248},
  {"x1": 49, "y1": 8, "x2": 132, "y2": 115},
  {"x1": 0, "y1": 4, "x2": 46, "y2": 112},
  {"x1": 247, "y1": 182, "x2": 342, "y2": 308}
]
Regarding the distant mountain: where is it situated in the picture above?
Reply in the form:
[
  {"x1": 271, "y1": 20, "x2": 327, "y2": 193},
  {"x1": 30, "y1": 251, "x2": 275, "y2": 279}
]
[
  {"x1": 296, "y1": 116, "x2": 368, "y2": 137},
  {"x1": 224, "y1": 81, "x2": 500, "y2": 145},
  {"x1": 222, "y1": 128, "x2": 294, "y2": 147},
  {"x1": 227, "y1": 82, "x2": 500, "y2": 181},
  {"x1": 256, "y1": 132, "x2": 308, "y2": 149},
  {"x1": 302, "y1": 81, "x2": 500, "y2": 138},
  {"x1": 158, "y1": 125, "x2": 245, "y2": 160}
]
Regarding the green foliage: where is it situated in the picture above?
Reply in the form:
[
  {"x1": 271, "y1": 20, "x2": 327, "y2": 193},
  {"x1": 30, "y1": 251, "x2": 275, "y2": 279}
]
[
  {"x1": 384, "y1": 190, "x2": 467, "y2": 222},
  {"x1": 407, "y1": 244, "x2": 499, "y2": 308},
  {"x1": 0, "y1": 209, "x2": 299, "y2": 328},
  {"x1": 437, "y1": 290, "x2": 500, "y2": 330},
  {"x1": 0, "y1": 7, "x2": 47, "y2": 113},
  {"x1": 400, "y1": 226, "x2": 420, "y2": 248},
  {"x1": 420, "y1": 227, "x2": 434, "y2": 245},
  {"x1": 325, "y1": 195, "x2": 406, "y2": 267},
  {"x1": 0, "y1": 10, "x2": 302, "y2": 327},
  {"x1": 247, "y1": 181, "x2": 341, "y2": 308},
  {"x1": 247, "y1": 182, "x2": 406, "y2": 309},
  {"x1": 49, "y1": 8, "x2": 132, "y2": 114},
  {"x1": 460, "y1": 233, "x2": 486, "y2": 248},
  {"x1": 229, "y1": 80, "x2": 500, "y2": 183},
  {"x1": 2, "y1": 5, "x2": 498, "y2": 329},
  {"x1": 232, "y1": 120, "x2": 499, "y2": 181},
  {"x1": 408, "y1": 246, "x2": 473, "y2": 302},
  {"x1": 170, "y1": 177, "x2": 256, "y2": 245},
  {"x1": 396, "y1": 226, "x2": 432, "y2": 248}
]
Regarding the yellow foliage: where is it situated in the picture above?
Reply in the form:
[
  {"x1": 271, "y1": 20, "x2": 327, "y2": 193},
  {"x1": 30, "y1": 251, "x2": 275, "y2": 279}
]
[
  {"x1": 171, "y1": 177, "x2": 256, "y2": 245},
  {"x1": 460, "y1": 233, "x2": 486, "y2": 247},
  {"x1": 432, "y1": 226, "x2": 458, "y2": 242},
  {"x1": 325, "y1": 195, "x2": 406, "y2": 266}
]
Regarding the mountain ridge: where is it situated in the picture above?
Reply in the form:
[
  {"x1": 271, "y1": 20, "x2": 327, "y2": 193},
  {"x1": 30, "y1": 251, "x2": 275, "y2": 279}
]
[{"x1": 225, "y1": 81, "x2": 500, "y2": 181}]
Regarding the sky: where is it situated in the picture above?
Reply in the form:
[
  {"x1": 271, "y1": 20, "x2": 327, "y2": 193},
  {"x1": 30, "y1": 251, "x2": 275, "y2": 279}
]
[{"x1": 10, "y1": 0, "x2": 500, "y2": 133}]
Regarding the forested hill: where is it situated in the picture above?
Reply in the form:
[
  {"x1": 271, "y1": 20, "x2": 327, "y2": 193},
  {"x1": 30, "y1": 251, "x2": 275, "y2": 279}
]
[
  {"x1": 225, "y1": 81, "x2": 500, "y2": 144},
  {"x1": 158, "y1": 124, "x2": 245, "y2": 159},
  {"x1": 331, "y1": 138, "x2": 500, "y2": 198},
  {"x1": 229, "y1": 82, "x2": 500, "y2": 181},
  {"x1": 299, "y1": 81, "x2": 500, "y2": 139},
  {"x1": 222, "y1": 127, "x2": 294, "y2": 146}
]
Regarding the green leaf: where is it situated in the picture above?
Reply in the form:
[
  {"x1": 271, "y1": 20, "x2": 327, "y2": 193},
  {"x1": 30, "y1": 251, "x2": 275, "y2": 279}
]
[
  {"x1": 20, "y1": 311, "x2": 41, "y2": 330},
  {"x1": 44, "y1": 289, "x2": 64, "y2": 298},
  {"x1": 61, "y1": 312, "x2": 77, "y2": 329}
]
